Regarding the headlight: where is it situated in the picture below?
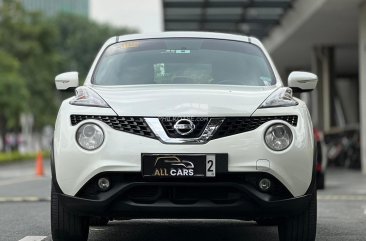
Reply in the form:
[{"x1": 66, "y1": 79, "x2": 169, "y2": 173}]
[
  {"x1": 70, "y1": 86, "x2": 109, "y2": 108},
  {"x1": 76, "y1": 123, "x2": 104, "y2": 150},
  {"x1": 264, "y1": 124, "x2": 293, "y2": 151},
  {"x1": 260, "y1": 88, "x2": 298, "y2": 108}
]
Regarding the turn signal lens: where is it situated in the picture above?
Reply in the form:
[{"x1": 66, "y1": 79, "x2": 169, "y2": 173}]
[
  {"x1": 260, "y1": 88, "x2": 298, "y2": 108},
  {"x1": 70, "y1": 86, "x2": 109, "y2": 108}
]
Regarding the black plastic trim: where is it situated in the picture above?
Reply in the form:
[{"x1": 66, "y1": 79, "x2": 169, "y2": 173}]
[
  {"x1": 54, "y1": 169, "x2": 312, "y2": 219},
  {"x1": 57, "y1": 181, "x2": 311, "y2": 219},
  {"x1": 305, "y1": 141, "x2": 317, "y2": 195},
  {"x1": 292, "y1": 87, "x2": 314, "y2": 93},
  {"x1": 69, "y1": 115, "x2": 298, "y2": 141},
  {"x1": 50, "y1": 140, "x2": 63, "y2": 193}
]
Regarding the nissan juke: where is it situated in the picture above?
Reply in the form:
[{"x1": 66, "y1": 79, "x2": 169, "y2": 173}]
[{"x1": 51, "y1": 32, "x2": 318, "y2": 241}]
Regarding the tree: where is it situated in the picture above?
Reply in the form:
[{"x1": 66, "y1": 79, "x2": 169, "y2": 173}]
[
  {"x1": 0, "y1": 50, "x2": 29, "y2": 149},
  {"x1": 0, "y1": 0, "x2": 135, "y2": 148},
  {"x1": 52, "y1": 14, "x2": 136, "y2": 80},
  {"x1": 0, "y1": 0, "x2": 62, "y2": 131}
]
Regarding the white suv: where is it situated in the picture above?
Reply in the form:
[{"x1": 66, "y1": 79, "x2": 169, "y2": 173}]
[{"x1": 51, "y1": 32, "x2": 318, "y2": 241}]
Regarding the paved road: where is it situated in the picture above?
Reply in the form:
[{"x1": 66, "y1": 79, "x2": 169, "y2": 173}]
[{"x1": 0, "y1": 160, "x2": 365, "y2": 241}]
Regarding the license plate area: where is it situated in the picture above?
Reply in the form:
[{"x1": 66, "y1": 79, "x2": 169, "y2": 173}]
[{"x1": 141, "y1": 153, "x2": 228, "y2": 178}]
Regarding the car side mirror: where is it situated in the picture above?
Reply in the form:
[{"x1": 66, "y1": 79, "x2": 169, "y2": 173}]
[
  {"x1": 55, "y1": 72, "x2": 79, "y2": 91},
  {"x1": 288, "y1": 71, "x2": 318, "y2": 92}
]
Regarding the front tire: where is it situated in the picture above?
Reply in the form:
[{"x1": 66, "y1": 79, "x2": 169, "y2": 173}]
[
  {"x1": 278, "y1": 188, "x2": 317, "y2": 241},
  {"x1": 51, "y1": 183, "x2": 89, "y2": 241}
]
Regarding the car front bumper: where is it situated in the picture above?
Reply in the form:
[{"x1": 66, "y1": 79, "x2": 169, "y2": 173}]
[
  {"x1": 54, "y1": 105, "x2": 314, "y2": 198},
  {"x1": 54, "y1": 172, "x2": 314, "y2": 219},
  {"x1": 53, "y1": 91, "x2": 318, "y2": 202}
]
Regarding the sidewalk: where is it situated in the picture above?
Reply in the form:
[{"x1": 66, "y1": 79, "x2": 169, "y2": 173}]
[{"x1": 320, "y1": 167, "x2": 366, "y2": 196}]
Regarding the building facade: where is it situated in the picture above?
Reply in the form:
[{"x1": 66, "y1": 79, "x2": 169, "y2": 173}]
[
  {"x1": 162, "y1": 0, "x2": 366, "y2": 174},
  {"x1": 21, "y1": 0, "x2": 89, "y2": 17}
]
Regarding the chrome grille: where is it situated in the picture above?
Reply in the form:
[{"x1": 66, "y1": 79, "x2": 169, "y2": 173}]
[{"x1": 159, "y1": 117, "x2": 209, "y2": 138}]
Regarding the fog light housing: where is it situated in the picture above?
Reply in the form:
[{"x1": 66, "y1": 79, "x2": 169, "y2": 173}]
[
  {"x1": 98, "y1": 177, "x2": 110, "y2": 191},
  {"x1": 258, "y1": 178, "x2": 271, "y2": 192}
]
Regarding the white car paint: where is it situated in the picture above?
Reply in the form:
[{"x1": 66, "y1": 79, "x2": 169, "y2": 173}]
[
  {"x1": 55, "y1": 72, "x2": 79, "y2": 90},
  {"x1": 53, "y1": 32, "x2": 315, "y2": 199},
  {"x1": 92, "y1": 85, "x2": 277, "y2": 117}
]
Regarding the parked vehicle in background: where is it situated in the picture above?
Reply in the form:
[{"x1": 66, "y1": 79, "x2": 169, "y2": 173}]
[
  {"x1": 326, "y1": 127, "x2": 361, "y2": 170},
  {"x1": 51, "y1": 32, "x2": 318, "y2": 241},
  {"x1": 314, "y1": 128, "x2": 327, "y2": 189}
]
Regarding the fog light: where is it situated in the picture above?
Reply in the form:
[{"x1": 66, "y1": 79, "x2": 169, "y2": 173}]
[
  {"x1": 98, "y1": 177, "x2": 110, "y2": 191},
  {"x1": 258, "y1": 178, "x2": 271, "y2": 191}
]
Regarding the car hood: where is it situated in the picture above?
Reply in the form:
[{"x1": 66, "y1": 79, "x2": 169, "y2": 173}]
[{"x1": 91, "y1": 85, "x2": 278, "y2": 117}]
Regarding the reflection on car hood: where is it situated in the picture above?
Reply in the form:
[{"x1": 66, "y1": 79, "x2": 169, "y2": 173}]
[{"x1": 91, "y1": 85, "x2": 278, "y2": 117}]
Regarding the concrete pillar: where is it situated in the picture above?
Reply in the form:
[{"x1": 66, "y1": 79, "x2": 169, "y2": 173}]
[
  {"x1": 310, "y1": 50, "x2": 320, "y2": 128},
  {"x1": 359, "y1": 3, "x2": 366, "y2": 174},
  {"x1": 311, "y1": 46, "x2": 335, "y2": 132}
]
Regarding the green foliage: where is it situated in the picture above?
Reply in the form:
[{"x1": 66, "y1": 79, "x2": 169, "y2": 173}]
[
  {"x1": 0, "y1": 1, "x2": 61, "y2": 129},
  {"x1": 0, "y1": 1, "x2": 135, "y2": 136},
  {"x1": 0, "y1": 151, "x2": 50, "y2": 164},
  {"x1": 52, "y1": 14, "x2": 135, "y2": 80},
  {"x1": 0, "y1": 51, "x2": 29, "y2": 129}
]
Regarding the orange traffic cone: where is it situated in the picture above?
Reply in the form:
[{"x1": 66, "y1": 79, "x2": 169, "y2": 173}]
[{"x1": 36, "y1": 151, "x2": 44, "y2": 177}]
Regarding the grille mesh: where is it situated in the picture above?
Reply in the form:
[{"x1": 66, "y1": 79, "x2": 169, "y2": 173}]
[
  {"x1": 70, "y1": 115, "x2": 297, "y2": 140},
  {"x1": 213, "y1": 115, "x2": 298, "y2": 139},
  {"x1": 70, "y1": 115, "x2": 155, "y2": 138}
]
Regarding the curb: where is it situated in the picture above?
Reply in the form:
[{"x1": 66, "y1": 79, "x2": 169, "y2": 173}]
[
  {"x1": 318, "y1": 194, "x2": 366, "y2": 201},
  {"x1": 0, "y1": 196, "x2": 51, "y2": 203}
]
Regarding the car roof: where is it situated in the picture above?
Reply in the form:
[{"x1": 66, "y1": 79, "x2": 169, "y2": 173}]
[{"x1": 115, "y1": 31, "x2": 261, "y2": 46}]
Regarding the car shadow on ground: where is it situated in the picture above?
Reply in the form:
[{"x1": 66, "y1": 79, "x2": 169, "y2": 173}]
[{"x1": 89, "y1": 219, "x2": 279, "y2": 241}]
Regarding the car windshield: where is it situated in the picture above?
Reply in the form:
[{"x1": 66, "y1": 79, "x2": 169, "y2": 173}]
[{"x1": 93, "y1": 38, "x2": 276, "y2": 86}]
